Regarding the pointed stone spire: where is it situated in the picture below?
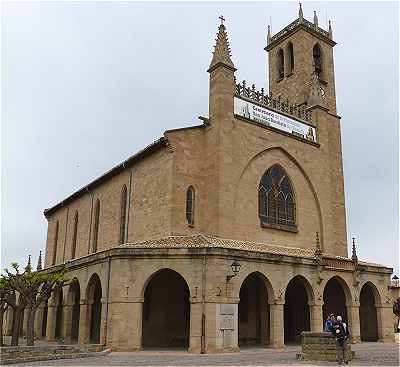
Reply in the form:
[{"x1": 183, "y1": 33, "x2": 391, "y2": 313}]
[
  {"x1": 314, "y1": 231, "x2": 322, "y2": 256},
  {"x1": 351, "y1": 237, "x2": 358, "y2": 262},
  {"x1": 208, "y1": 16, "x2": 235, "y2": 72},
  {"x1": 328, "y1": 20, "x2": 333, "y2": 39},
  {"x1": 298, "y1": 2, "x2": 304, "y2": 21},
  {"x1": 313, "y1": 10, "x2": 318, "y2": 27},
  {"x1": 37, "y1": 251, "x2": 43, "y2": 271},
  {"x1": 25, "y1": 254, "x2": 32, "y2": 273},
  {"x1": 307, "y1": 71, "x2": 325, "y2": 107},
  {"x1": 267, "y1": 25, "x2": 271, "y2": 45}
]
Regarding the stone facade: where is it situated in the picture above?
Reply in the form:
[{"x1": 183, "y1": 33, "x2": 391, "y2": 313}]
[{"x1": 5, "y1": 6, "x2": 395, "y2": 354}]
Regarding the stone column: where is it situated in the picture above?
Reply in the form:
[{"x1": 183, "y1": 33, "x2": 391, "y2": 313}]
[
  {"x1": 62, "y1": 303, "x2": 73, "y2": 343},
  {"x1": 46, "y1": 304, "x2": 56, "y2": 341},
  {"x1": 346, "y1": 301, "x2": 360, "y2": 343},
  {"x1": 270, "y1": 300, "x2": 285, "y2": 349},
  {"x1": 188, "y1": 299, "x2": 202, "y2": 353},
  {"x1": 310, "y1": 301, "x2": 324, "y2": 332},
  {"x1": 5, "y1": 308, "x2": 13, "y2": 335},
  {"x1": 78, "y1": 299, "x2": 90, "y2": 345},
  {"x1": 99, "y1": 298, "x2": 108, "y2": 346},
  {"x1": 34, "y1": 305, "x2": 45, "y2": 338},
  {"x1": 376, "y1": 303, "x2": 395, "y2": 342}
]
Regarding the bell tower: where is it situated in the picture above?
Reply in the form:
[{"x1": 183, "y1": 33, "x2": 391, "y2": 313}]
[{"x1": 265, "y1": 3, "x2": 337, "y2": 114}]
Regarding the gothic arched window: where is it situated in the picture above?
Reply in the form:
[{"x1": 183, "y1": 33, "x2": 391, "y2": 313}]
[
  {"x1": 287, "y1": 42, "x2": 294, "y2": 74},
  {"x1": 186, "y1": 186, "x2": 195, "y2": 226},
  {"x1": 313, "y1": 44, "x2": 323, "y2": 77},
  {"x1": 119, "y1": 185, "x2": 128, "y2": 244},
  {"x1": 71, "y1": 211, "x2": 78, "y2": 259},
  {"x1": 52, "y1": 221, "x2": 59, "y2": 265},
  {"x1": 277, "y1": 48, "x2": 284, "y2": 79},
  {"x1": 258, "y1": 165, "x2": 296, "y2": 229},
  {"x1": 92, "y1": 199, "x2": 100, "y2": 253}
]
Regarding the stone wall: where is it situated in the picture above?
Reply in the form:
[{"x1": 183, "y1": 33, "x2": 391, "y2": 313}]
[{"x1": 0, "y1": 344, "x2": 108, "y2": 365}]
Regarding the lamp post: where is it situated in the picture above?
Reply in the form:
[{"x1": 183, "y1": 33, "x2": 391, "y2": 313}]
[{"x1": 226, "y1": 260, "x2": 241, "y2": 282}]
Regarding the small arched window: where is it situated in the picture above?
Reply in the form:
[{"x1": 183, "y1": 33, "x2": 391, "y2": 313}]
[
  {"x1": 313, "y1": 44, "x2": 323, "y2": 77},
  {"x1": 286, "y1": 42, "x2": 294, "y2": 74},
  {"x1": 92, "y1": 199, "x2": 100, "y2": 253},
  {"x1": 258, "y1": 165, "x2": 296, "y2": 229},
  {"x1": 71, "y1": 211, "x2": 78, "y2": 259},
  {"x1": 277, "y1": 48, "x2": 284, "y2": 79},
  {"x1": 52, "y1": 221, "x2": 59, "y2": 265},
  {"x1": 119, "y1": 185, "x2": 128, "y2": 244},
  {"x1": 186, "y1": 186, "x2": 195, "y2": 226}
]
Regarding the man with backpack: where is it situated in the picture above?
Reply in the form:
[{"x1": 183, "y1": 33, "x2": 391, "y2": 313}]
[{"x1": 333, "y1": 315, "x2": 350, "y2": 365}]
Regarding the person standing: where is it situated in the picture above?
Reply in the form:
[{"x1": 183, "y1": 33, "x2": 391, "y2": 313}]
[
  {"x1": 333, "y1": 315, "x2": 350, "y2": 365},
  {"x1": 324, "y1": 313, "x2": 335, "y2": 332}
]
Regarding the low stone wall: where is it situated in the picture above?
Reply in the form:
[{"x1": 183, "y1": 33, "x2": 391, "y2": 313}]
[
  {"x1": 0, "y1": 344, "x2": 109, "y2": 365},
  {"x1": 296, "y1": 331, "x2": 354, "y2": 362}
]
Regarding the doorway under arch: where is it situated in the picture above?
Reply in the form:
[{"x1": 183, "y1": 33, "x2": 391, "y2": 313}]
[
  {"x1": 54, "y1": 287, "x2": 63, "y2": 339},
  {"x1": 323, "y1": 277, "x2": 349, "y2": 323},
  {"x1": 69, "y1": 280, "x2": 81, "y2": 342},
  {"x1": 284, "y1": 276, "x2": 311, "y2": 344},
  {"x1": 86, "y1": 274, "x2": 102, "y2": 344},
  {"x1": 238, "y1": 272, "x2": 270, "y2": 347},
  {"x1": 142, "y1": 269, "x2": 190, "y2": 349},
  {"x1": 359, "y1": 282, "x2": 379, "y2": 341}
]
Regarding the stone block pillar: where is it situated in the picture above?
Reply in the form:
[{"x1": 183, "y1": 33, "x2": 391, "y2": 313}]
[
  {"x1": 346, "y1": 302, "x2": 360, "y2": 343},
  {"x1": 188, "y1": 299, "x2": 202, "y2": 353},
  {"x1": 5, "y1": 308, "x2": 13, "y2": 335},
  {"x1": 62, "y1": 303, "x2": 73, "y2": 343},
  {"x1": 45, "y1": 304, "x2": 56, "y2": 341},
  {"x1": 270, "y1": 300, "x2": 284, "y2": 349},
  {"x1": 78, "y1": 299, "x2": 89, "y2": 344},
  {"x1": 34, "y1": 305, "x2": 44, "y2": 338},
  {"x1": 376, "y1": 303, "x2": 395, "y2": 342},
  {"x1": 309, "y1": 302, "x2": 323, "y2": 332},
  {"x1": 108, "y1": 297, "x2": 143, "y2": 351},
  {"x1": 99, "y1": 298, "x2": 108, "y2": 345}
]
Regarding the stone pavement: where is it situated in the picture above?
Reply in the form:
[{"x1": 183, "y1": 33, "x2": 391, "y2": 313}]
[{"x1": 10, "y1": 342, "x2": 399, "y2": 366}]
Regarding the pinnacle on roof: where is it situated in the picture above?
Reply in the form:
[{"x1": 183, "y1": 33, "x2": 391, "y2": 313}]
[
  {"x1": 298, "y1": 2, "x2": 304, "y2": 20},
  {"x1": 37, "y1": 250, "x2": 43, "y2": 271},
  {"x1": 313, "y1": 10, "x2": 318, "y2": 27},
  {"x1": 351, "y1": 237, "x2": 358, "y2": 262},
  {"x1": 208, "y1": 16, "x2": 235, "y2": 72},
  {"x1": 328, "y1": 20, "x2": 333, "y2": 38},
  {"x1": 25, "y1": 254, "x2": 32, "y2": 272}
]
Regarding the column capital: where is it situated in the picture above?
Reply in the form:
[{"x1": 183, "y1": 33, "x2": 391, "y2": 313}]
[
  {"x1": 79, "y1": 299, "x2": 87, "y2": 306},
  {"x1": 273, "y1": 299, "x2": 285, "y2": 306},
  {"x1": 308, "y1": 301, "x2": 323, "y2": 307},
  {"x1": 346, "y1": 301, "x2": 360, "y2": 308}
]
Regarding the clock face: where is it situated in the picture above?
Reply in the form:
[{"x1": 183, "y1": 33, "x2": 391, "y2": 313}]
[{"x1": 319, "y1": 86, "x2": 326, "y2": 100}]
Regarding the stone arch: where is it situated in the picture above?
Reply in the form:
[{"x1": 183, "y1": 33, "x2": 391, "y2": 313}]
[
  {"x1": 238, "y1": 271, "x2": 273, "y2": 347},
  {"x1": 234, "y1": 146, "x2": 324, "y2": 249},
  {"x1": 85, "y1": 273, "x2": 102, "y2": 343},
  {"x1": 323, "y1": 275, "x2": 352, "y2": 323},
  {"x1": 67, "y1": 278, "x2": 81, "y2": 342},
  {"x1": 359, "y1": 281, "x2": 380, "y2": 342},
  {"x1": 142, "y1": 268, "x2": 190, "y2": 349},
  {"x1": 284, "y1": 275, "x2": 313, "y2": 344}
]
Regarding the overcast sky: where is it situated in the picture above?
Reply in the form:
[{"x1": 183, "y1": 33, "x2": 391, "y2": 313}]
[{"x1": 2, "y1": 1, "x2": 399, "y2": 274}]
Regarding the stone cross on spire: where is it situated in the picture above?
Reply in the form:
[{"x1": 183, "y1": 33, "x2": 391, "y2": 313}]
[{"x1": 208, "y1": 16, "x2": 235, "y2": 72}]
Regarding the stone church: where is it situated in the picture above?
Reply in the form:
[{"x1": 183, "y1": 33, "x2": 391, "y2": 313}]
[{"x1": 5, "y1": 5, "x2": 394, "y2": 353}]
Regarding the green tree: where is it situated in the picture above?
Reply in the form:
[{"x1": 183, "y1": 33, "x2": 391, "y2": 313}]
[{"x1": 3, "y1": 257, "x2": 67, "y2": 346}]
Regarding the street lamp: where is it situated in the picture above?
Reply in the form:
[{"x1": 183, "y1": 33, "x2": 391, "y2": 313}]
[{"x1": 226, "y1": 260, "x2": 241, "y2": 282}]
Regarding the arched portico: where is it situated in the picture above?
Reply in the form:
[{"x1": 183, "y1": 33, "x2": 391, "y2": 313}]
[
  {"x1": 238, "y1": 272, "x2": 272, "y2": 347},
  {"x1": 86, "y1": 274, "x2": 102, "y2": 344},
  {"x1": 284, "y1": 275, "x2": 313, "y2": 344},
  {"x1": 359, "y1": 281, "x2": 380, "y2": 341},
  {"x1": 64, "y1": 279, "x2": 81, "y2": 343},
  {"x1": 323, "y1": 276, "x2": 351, "y2": 323},
  {"x1": 142, "y1": 268, "x2": 190, "y2": 349}
]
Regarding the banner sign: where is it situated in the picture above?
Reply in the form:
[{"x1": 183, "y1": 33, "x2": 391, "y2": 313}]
[{"x1": 234, "y1": 97, "x2": 316, "y2": 142}]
